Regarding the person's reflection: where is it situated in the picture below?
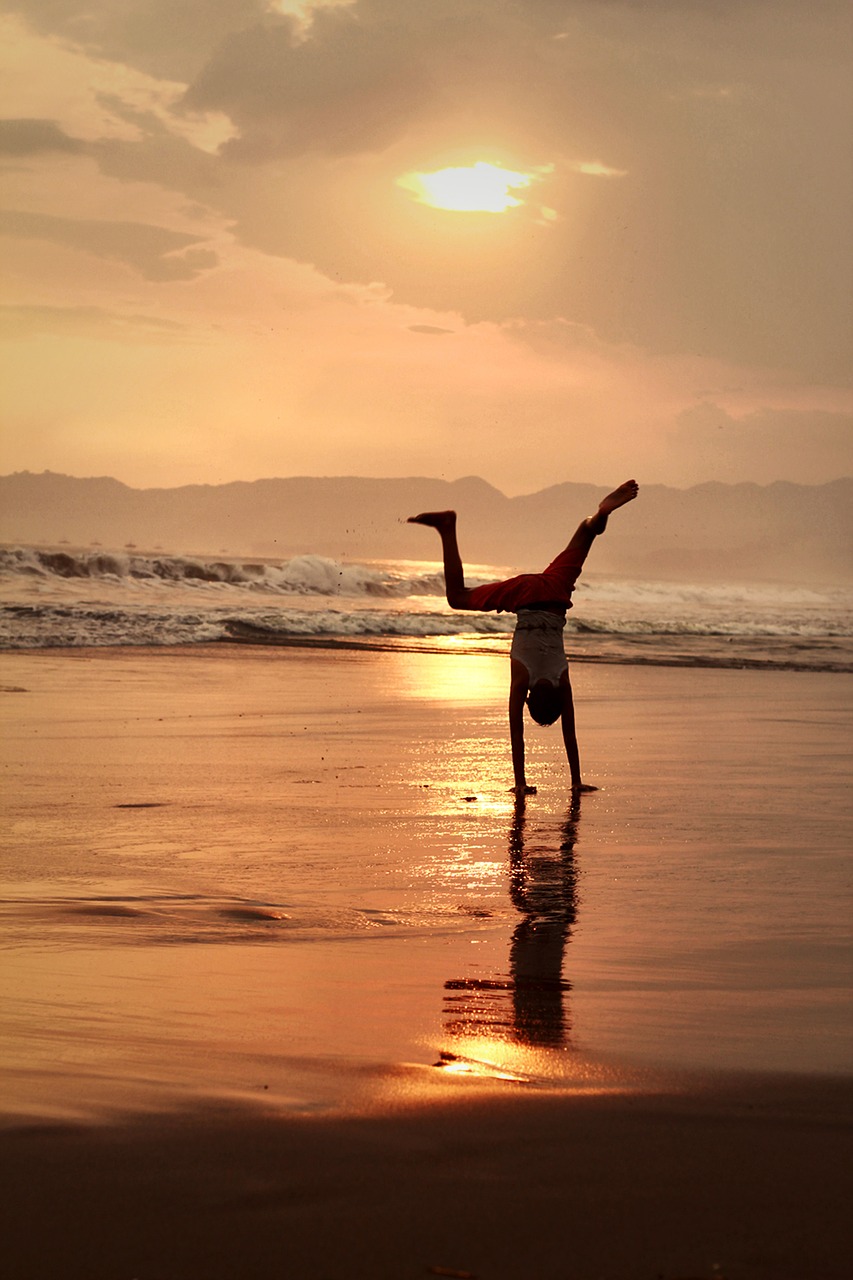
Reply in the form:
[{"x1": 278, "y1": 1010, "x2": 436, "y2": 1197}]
[
  {"x1": 508, "y1": 793, "x2": 579, "y2": 1047},
  {"x1": 442, "y1": 794, "x2": 581, "y2": 1053}
]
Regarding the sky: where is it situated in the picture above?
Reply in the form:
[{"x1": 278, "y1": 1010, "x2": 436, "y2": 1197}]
[{"x1": 0, "y1": 0, "x2": 851, "y2": 494}]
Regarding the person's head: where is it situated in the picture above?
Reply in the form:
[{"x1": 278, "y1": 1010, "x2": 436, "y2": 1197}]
[{"x1": 526, "y1": 680, "x2": 562, "y2": 726}]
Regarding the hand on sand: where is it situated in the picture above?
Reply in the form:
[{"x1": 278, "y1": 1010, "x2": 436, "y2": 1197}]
[
  {"x1": 572, "y1": 783, "x2": 599, "y2": 793},
  {"x1": 511, "y1": 784, "x2": 537, "y2": 795},
  {"x1": 599, "y1": 480, "x2": 639, "y2": 515}
]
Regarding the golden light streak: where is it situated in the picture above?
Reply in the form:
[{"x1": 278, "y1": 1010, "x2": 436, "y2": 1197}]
[
  {"x1": 397, "y1": 162, "x2": 549, "y2": 213},
  {"x1": 574, "y1": 160, "x2": 628, "y2": 178}
]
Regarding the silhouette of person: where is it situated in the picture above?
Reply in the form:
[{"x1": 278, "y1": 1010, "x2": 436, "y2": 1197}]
[{"x1": 408, "y1": 481, "x2": 638, "y2": 794}]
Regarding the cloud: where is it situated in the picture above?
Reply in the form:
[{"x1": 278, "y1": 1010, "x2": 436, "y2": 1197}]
[
  {"x1": 184, "y1": 8, "x2": 433, "y2": 159},
  {"x1": 0, "y1": 116, "x2": 85, "y2": 155},
  {"x1": 501, "y1": 318, "x2": 626, "y2": 365},
  {"x1": 1, "y1": 0, "x2": 269, "y2": 81},
  {"x1": 0, "y1": 12, "x2": 241, "y2": 154},
  {"x1": 1, "y1": 0, "x2": 850, "y2": 497},
  {"x1": 572, "y1": 160, "x2": 628, "y2": 178},
  {"x1": 177, "y1": 0, "x2": 853, "y2": 379},
  {"x1": 0, "y1": 303, "x2": 185, "y2": 340},
  {"x1": 0, "y1": 209, "x2": 218, "y2": 280},
  {"x1": 90, "y1": 111, "x2": 222, "y2": 191},
  {"x1": 669, "y1": 403, "x2": 853, "y2": 484}
]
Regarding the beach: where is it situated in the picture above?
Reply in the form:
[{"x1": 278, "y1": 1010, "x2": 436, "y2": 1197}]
[{"x1": 2, "y1": 645, "x2": 852, "y2": 1278}]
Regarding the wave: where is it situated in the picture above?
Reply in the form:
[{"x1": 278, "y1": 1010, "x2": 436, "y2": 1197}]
[
  {"x1": 2, "y1": 543, "x2": 851, "y2": 670},
  {"x1": 4, "y1": 545, "x2": 850, "y2": 614},
  {"x1": 4, "y1": 600, "x2": 849, "y2": 645},
  {"x1": 0, "y1": 603, "x2": 514, "y2": 650},
  {"x1": 0, "y1": 546, "x2": 447, "y2": 598},
  {"x1": 573, "y1": 615, "x2": 851, "y2": 640},
  {"x1": 2, "y1": 603, "x2": 852, "y2": 672}
]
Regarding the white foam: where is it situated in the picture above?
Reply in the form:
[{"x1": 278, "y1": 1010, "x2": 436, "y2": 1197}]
[
  {"x1": 0, "y1": 546, "x2": 449, "y2": 598},
  {"x1": 1, "y1": 544, "x2": 851, "y2": 667}
]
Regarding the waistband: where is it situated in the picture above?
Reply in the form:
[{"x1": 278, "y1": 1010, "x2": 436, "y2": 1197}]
[{"x1": 514, "y1": 609, "x2": 566, "y2": 631}]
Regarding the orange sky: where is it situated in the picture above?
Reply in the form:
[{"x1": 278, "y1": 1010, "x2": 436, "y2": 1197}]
[{"x1": 0, "y1": 0, "x2": 851, "y2": 493}]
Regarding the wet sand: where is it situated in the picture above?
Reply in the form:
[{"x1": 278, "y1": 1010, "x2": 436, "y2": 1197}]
[
  {"x1": 1, "y1": 645, "x2": 851, "y2": 1278},
  {"x1": 2, "y1": 1078, "x2": 852, "y2": 1280}
]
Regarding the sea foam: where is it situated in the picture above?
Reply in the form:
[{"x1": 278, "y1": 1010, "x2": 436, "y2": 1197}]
[{"x1": 1, "y1": 543, "x2": 851, "y2": 669}]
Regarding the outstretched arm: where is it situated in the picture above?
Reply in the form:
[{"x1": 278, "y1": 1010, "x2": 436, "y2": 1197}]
[
  {"x1": 509, "y1": 662, "x2": 535, "y2": 794},
  {"x1": 561, "y1": 677, "x2": 598, "y2": 793},
  {"x1": 406, "y1": 510, "x2": 475, "y2": 609}
]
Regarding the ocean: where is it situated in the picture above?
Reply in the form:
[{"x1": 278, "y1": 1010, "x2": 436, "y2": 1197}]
[{"x1": 2, "y1": 543, "x2": 851, "y2": 672}]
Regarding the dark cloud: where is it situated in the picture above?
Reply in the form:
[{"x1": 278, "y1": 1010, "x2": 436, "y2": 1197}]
[
  {"x1": 1, "y1": 0, "x2": 267, "y2": 80},
  {"x1": 0, "y1": 209, "x2": 218, "y2": 280},
  {"x1": 90, "y1": 100, "x2": 220, "y2": 190},
  {"x1": 0, "y1": 117, "x2": 85, "y2": 155},
  {"x1": 184, "y1": 8, "x2": 433, "y2": 159}
]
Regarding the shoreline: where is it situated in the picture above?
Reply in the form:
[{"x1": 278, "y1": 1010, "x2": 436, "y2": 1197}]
[{"x1": 2, "y1": 634, "x2": 851, "y2": 673}]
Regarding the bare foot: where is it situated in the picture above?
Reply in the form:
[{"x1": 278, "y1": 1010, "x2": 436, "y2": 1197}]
[
  {"x1": 511, "y1": 784, "x2": 537, "y2": 795},
  {"x1": 572, "y1": 783, "x2": 599, "y2": 793},
  {"x1": 407, "y1": 510, "x2": 457, "y2": 530},
  {"x1": 599, "y1": 480, "x2": 638, "y2": 515}
]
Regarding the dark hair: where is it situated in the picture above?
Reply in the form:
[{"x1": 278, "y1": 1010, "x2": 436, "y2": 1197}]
[{"x1": 526, "y1": 682, "x2": 563, "y2": 726}]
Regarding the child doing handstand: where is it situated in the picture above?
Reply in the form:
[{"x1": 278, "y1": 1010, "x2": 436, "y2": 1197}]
[{"x1": 408, "y1": 480, "x2": 638, "y2": 795}]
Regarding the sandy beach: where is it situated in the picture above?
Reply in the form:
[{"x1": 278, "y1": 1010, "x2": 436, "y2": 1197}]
[{"x1": 2, "y1": 645, "x2": 851, "y2": 1278}]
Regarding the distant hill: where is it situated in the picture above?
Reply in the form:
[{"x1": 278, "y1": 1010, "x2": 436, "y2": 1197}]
[{"x1": 1, "y1": 471, "x2": 851, "y2": 583}]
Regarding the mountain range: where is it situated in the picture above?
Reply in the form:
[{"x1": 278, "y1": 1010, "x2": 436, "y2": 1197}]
[{"x1": 1, "y1": 471, "x2": 850, "y2": 583}]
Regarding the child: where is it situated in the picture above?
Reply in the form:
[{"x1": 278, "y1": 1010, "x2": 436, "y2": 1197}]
[{"x1": 408, "y1": 480, "x2": 638, "y2": 794}]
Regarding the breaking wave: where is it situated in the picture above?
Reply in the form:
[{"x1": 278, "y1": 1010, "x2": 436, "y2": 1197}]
[
  {"x1": 0, "y1": 546, "x2": 446, "y2": 598},
  {"x1": 1, "y1": 543, "x2": 851, "y2": 669},
  {"x1": 0, "y1": 603, "x2": 514, "y2": 650}
]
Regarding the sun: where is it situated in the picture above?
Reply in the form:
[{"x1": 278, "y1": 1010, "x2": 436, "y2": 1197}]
[{"x1": 397, "y1": 161, "x2": 546, "y2": 213}]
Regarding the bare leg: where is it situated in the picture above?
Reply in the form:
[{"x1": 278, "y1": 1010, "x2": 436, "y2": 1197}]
[
  {"x1": 588, "y1": 479, "x2": 638, "y2": 534},
  {"x1": 558, "y1": 479, "x2": 639, "y2": 562},
  {"x1": 407, "y1": 510, "x2": 473, "y2": 608},
  {"x1": 554, "y1": 482, "x2": 637, "y2": 790}
]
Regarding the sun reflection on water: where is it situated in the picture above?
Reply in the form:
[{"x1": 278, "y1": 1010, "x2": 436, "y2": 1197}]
[
  {"x1": 429, "y1": 1040, "x2": 637, "y2": 1096},
  {"x1": 392, "y1": 651, "x2": 507, "y2": 704}
]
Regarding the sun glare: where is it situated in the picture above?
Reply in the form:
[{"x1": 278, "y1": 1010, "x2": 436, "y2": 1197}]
[{"x1": 398, "y1": 161, "x2": 546, "y2": 213}]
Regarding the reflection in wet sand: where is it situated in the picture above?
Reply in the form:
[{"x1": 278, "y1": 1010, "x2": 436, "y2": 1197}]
[{"x1": 441, "y1": 796, "x2": 581, "y2": 1063}]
